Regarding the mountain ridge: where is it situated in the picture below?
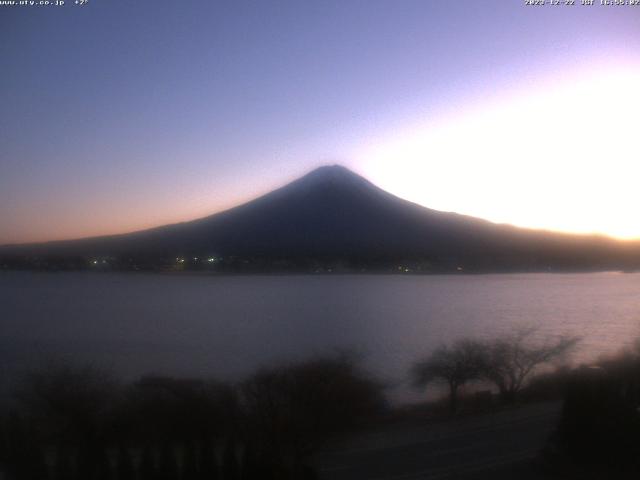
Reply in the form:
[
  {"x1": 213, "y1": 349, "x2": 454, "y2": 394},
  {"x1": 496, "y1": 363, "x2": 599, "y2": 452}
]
[{"x1": 2, "y1": 165, "x2": 639, "y2": 273}]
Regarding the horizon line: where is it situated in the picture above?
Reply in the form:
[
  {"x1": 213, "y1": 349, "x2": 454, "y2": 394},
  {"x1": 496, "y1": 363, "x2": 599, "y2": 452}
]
[{"x1": 2, "y1": 164, "x2": 638, "y2": 247}]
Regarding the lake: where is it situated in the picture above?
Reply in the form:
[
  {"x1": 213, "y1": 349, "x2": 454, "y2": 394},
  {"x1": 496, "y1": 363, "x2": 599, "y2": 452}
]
[{"x1": 2, "y1": 271, "x2": 640, "y2": 403}]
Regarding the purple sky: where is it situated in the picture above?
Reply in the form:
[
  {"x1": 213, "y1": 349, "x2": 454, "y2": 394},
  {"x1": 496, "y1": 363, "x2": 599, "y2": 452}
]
[{"x1": 2, "y1": 0, "x2": 639, "y2": 244}]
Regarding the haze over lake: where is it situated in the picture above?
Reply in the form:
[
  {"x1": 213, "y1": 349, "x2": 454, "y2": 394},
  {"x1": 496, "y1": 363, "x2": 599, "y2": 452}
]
[{"x1": 2, "y1": 271, "x2": 640, "y2": 403}]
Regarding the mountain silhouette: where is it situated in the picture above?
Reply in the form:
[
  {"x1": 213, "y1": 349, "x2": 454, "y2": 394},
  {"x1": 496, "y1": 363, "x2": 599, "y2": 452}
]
[{"x1": 2, "y1": 165, "x2": 639, "y2": 272}]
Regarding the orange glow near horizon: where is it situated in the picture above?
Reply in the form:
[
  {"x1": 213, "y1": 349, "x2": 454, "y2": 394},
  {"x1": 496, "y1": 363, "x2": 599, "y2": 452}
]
[
  {"x1": 2, "y1": 192, "x2": 252, "y2": 246},
  {"x1": 358, "y1": 65, "x2": 640, "y2": 240}
]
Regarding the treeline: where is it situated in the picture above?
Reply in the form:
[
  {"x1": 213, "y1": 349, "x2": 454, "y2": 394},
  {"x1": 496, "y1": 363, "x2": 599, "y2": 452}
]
[
  {"x1": 4, "y1": 332, "x2": 640, "y2": 479},
  {"x1": 543, "y1": 341, "x2": 640, "y2": 477},
  {"x1": 411, "y1": 327, "x2": 579, "y2": 414},
  {"x1": 0, "y1": 356, "x2": 384, "y2": 480},
  {"x1": 0, "y1": 253, "x2": 425, "y2": 274},
  {"x1": 2, "y1": 253, "x2": 604, "y2": 274}
]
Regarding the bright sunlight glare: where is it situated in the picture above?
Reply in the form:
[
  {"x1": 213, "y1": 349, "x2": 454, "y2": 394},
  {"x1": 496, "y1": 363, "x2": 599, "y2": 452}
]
[{"x1": 359, "y1": 66, "x2": 640, "y2": 239}]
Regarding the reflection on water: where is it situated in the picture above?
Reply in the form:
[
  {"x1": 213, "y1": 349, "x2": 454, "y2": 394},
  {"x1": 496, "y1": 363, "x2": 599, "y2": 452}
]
[{"x1": 1, "y1": 271, "x2": 639, "y2": 403}]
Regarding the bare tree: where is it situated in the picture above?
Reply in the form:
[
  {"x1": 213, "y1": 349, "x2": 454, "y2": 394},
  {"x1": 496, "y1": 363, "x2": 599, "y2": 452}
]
[
  {"x1": 411, "y1": 339, "x2": 486, "y2": 414},
  {"x1": 482, "y1": 327, "x2": 579, "y2": 403},
  {"x1": 241, "y1": 355, "x2": 384, "y2": 474}
]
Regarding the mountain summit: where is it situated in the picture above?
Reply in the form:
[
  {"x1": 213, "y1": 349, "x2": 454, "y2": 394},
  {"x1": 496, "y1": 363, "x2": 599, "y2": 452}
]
[
  {"x1": 2, "y1": 165, "x2": 639, "y2": 272},
  {"x1": 294, "y1": 164, "x2": 365, "y2": 183},
  {"x1": 260, "y1": 165, "x2": 386, "y2": 202}
]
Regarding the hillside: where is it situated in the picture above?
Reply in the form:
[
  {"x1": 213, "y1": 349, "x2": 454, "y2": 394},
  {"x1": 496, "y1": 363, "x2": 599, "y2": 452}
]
[{"x1": 2, "y1": 165, "x2": 639, "y2": 272}]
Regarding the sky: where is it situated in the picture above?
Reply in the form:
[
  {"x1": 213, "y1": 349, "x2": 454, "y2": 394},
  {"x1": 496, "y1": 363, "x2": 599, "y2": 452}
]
[{"x1": 1, "y1": 0, "x2": 639, "y2": 245}]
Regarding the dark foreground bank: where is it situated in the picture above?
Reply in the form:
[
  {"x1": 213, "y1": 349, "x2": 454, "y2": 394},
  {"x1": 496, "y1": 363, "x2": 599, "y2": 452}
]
[
  {"x1": 316, "y1": 401, "x2": 562, "y2": 480},
  {"x1": 3, "y1": 343, "x2": 640, "y2": 480}
]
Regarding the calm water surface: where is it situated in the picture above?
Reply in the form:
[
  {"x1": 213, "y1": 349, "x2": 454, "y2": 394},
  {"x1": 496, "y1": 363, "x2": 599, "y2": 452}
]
[{"x1": 2, "y1": 271, "x2": 640, "y2": 403}]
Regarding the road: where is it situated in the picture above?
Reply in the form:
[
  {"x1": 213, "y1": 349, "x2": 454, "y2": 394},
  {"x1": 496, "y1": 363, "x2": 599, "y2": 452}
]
[{"x1": 316, "y1": 402, "x2": 562, "y2": 480}]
